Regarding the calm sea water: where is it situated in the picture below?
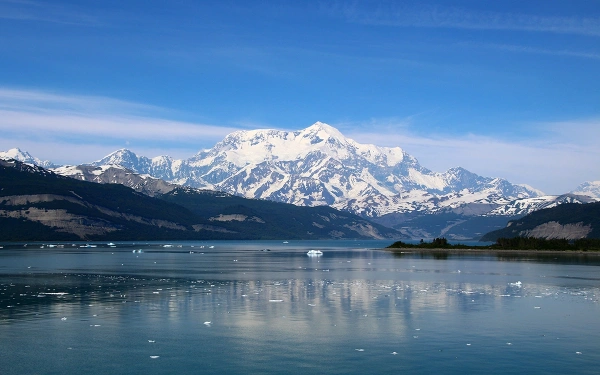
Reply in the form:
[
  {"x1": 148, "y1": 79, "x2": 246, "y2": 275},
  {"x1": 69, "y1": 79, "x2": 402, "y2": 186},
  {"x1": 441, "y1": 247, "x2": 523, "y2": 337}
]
[{"x1": 1, "y1": 240, "x2": 599, "y2": 374}]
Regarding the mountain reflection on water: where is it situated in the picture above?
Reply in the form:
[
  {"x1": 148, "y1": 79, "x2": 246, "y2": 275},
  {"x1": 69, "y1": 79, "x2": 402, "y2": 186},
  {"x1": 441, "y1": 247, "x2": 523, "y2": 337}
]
[{"x1": 1, "y1": 240, "x2": 599, "y2": 375}]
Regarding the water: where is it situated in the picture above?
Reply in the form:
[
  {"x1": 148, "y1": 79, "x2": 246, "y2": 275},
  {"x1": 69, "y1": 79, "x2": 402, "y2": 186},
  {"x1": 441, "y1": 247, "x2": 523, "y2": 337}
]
[{"x1": 1, "y1": 240, "x2": 599, "y2": 374}]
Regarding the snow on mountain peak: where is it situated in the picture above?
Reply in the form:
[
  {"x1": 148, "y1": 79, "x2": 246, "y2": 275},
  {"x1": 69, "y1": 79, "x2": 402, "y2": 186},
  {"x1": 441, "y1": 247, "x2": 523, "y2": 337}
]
[
  {"x1": 571, "y1": 181, "x2": 600, "y2": 200},
  {"x1": 0, "y1": 147, "x2": 55, "y2": 168},
  {"x1": 301, "y1": 121, "x2": 346, "y2": 140},
  {"x1": 194, "y1": 122, "x2": 409, "y2": 170},
  {"x1": 92, "y1": 148, "x2": 140, "y2": 167}
]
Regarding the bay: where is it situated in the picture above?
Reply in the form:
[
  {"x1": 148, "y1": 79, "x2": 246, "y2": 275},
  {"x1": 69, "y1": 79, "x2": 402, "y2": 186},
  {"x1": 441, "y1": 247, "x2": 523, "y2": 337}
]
[{"x1": 1, "y1": 240, "x2": 599, "y2": 374}]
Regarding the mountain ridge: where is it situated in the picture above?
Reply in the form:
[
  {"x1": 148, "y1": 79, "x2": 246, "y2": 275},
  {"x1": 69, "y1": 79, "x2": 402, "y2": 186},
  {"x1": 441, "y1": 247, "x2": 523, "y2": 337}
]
[
  {"x1": 86, "y1": 122, "x2": 544, "y2": 218},
  {"x1": 3, "y1": 122, "x2": 598, "y2": 240},
  {"x1": 0, "y1": 159, "x2": 399, "y2": 241}
]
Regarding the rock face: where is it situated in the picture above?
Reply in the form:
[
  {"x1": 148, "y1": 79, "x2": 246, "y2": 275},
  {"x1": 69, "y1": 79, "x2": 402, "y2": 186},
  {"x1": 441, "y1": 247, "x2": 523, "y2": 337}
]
[
  {"x1": 481, "y1": 201, "x2": 600, "y2": 241},
  {"x1": 519, "y1": 221, "x2": 592, "y2": 240}
]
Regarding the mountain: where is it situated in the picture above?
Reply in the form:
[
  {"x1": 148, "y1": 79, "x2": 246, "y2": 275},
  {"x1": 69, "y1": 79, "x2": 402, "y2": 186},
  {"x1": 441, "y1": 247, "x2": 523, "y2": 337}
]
[
  {"x1": 0, "y1": 159, "x2": 399, "y2": 241},
  {"x1": 0, "y1": 148, "x2": 56, "y2": 169},
  {"x1": 80, "y1": 122, "x2": 545, "y2": 239},
  {"x1": 483, "y1": 194, "x2": 596, "y2": 216},
  {"x1": 54, "y1": 164, "x2": 178, "y2": 197},
  {"x1": 88, "y1": 122, "x2": 541, "y2": 213},
  {"x1": 0, "y1": 159, "x2": 232, "y2": 241},
  {"x1": 481, "y1": 202, "x2": 600, "y2": 241},
  {"x1": 571, "y1": 181, "x2": 600, "y2": 200}
]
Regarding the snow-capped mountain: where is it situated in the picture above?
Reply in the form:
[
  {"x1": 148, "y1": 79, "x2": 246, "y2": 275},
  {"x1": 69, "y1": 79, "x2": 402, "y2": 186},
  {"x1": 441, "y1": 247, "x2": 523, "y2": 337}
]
[
  {"x1": 0, "y1": 148, "x2": 56, "y2": 169},
  {"x1": 54, "y1": 164, "x2": 178, "y2": 197},
  {"x1": 87, "y1": 122, "x2": 542, "y2": 218},
  {"x1": 484, "y1": 194, "x2": 596, "y2": 217},
  {"x1": 571, "y1": 181, "x2": 600, "y2": 200}
]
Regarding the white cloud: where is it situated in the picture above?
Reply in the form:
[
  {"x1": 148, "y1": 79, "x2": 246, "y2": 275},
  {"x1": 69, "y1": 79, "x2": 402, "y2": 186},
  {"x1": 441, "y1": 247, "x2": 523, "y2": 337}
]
[{"x1": 0, "y1": 88, "x2": 240, "y2": 163}]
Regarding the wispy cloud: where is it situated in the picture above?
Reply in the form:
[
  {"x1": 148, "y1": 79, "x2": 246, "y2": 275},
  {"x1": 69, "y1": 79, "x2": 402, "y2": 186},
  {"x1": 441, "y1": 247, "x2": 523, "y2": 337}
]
[
  {"x1": 0, "y1": 88, "x2": 241, "y2": 162},
  {"x1": 324, "y1": 2, "x2": 600, "y2": 37}
]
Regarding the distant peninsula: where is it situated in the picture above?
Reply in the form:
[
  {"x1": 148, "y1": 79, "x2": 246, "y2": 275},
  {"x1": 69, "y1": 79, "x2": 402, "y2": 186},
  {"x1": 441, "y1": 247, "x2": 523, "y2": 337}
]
[{"x1": 387, "y1": 237, "x2": 600, "y2": 252}]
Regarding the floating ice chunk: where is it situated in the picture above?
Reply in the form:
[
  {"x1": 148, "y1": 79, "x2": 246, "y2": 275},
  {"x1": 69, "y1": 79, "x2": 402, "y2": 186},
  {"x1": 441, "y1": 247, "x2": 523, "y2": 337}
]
[
  {"x1": 148, "y1": 340, "x2": 155, "y2": 343},
  {"x1": 204, "y1": 321, "x2": 211, "y2": 326},
  {"x1": 391, "y1": 352, "x2": 398, "y2": 355},
  {"x1": 40, "y1": 292, "x2": 68, "y2": 295},
  {"x1": 509, "y1": 281, "x2": 522, "y2": 287},
  {"x1": 269, "y1": 299, "x2": 283, "y2": 302},
  {"x1": 355, "y1": 349, "x2": 364, "y2": 352},
  {"x1": 534, "y1": 306, "x2": 541, "y2": 309},
  {"x1": 307, "y1": 250, "x2": 323, "y2": 256},
  {"x1": 576, "y1": 352, "x2": 582, "y2": 355},
  {"x1": 61, "y1": 317, "x2": 67, "y2": 321},
  {"x1": 150, "y1": 356, "x2": 160, "y2": 359},
  {"x1": 506, "y1": 342, "x2": 512, "y2": 345}
]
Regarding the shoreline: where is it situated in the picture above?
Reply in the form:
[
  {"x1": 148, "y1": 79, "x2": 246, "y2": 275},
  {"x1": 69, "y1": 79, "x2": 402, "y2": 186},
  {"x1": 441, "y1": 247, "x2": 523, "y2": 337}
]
[{"x1": 385, "y1": 248, "x2": 600, "y2": 256}]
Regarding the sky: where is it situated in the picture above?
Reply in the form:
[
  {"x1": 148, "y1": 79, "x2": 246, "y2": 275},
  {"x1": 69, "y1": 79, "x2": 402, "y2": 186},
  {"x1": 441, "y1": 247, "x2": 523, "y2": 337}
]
[{"x1": 0, "y1": 0, "x2": 598, "y2": 194}]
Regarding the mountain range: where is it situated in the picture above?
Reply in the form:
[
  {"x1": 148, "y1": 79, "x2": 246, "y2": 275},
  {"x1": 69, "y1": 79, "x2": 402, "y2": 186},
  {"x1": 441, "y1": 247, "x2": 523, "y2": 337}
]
[
  {"x1": 0, "y1": 159, "x2": 398, "y2": 241},
  {"x1": 2, "y1": 122, "x2": 598, "y2": 240}
]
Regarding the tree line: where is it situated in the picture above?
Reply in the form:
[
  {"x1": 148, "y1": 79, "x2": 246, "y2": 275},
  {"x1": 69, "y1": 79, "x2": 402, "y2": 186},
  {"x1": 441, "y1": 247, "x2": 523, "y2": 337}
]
[{"x1": 388, "y1": 237, "x2": 600, "y2": 251}]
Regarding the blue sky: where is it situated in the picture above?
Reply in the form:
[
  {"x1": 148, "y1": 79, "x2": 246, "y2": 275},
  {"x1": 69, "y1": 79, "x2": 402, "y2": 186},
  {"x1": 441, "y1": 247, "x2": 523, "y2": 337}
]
[{"x1": 0, "y1": 0, "x2": 598, "y2": 194}]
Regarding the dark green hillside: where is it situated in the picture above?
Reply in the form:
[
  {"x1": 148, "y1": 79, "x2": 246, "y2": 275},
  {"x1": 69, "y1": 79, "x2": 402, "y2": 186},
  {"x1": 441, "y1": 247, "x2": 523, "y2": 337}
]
[
  {"x1": 0, "y1": 163, "x2": 201, "y2": 223},
  {"x1": 0, "y1": 160, "x2": 237, "y2": 241},
  {"x1": 159, "y1": 187, "x2": 400, "y2": 240},
  {"x1": 481, "y1": 202, "x2": 600, "y2": 241}
]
